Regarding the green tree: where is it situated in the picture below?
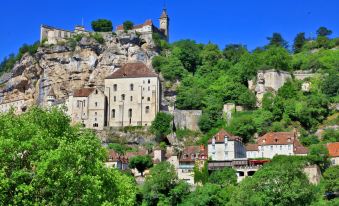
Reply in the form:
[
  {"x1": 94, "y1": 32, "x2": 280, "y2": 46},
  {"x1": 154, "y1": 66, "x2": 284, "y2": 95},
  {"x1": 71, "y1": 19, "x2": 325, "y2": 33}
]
[
  {"x1": 228, "y1": 156, "x2": 317, "y2": 206},
  {"x1": 293, "y1": 32, "x2": 306, "y2": 53},
  {"x1": 200, "y1": 43, "x2": 223, "y2": 66},
  {"x1": 261, "y1": 46, "x2": 291, "y2": 70},
  {"x1": 172, "y1": 40, "x2": 202, "y2": 73},
  {"x1": 322, "y1": 129, "x2": 339, "y2": 142},
  {"x1": 128, "y1": 155, "x2": 153, "y2": 176},
  {"x1": 123, "y1": 20, "x2": 134, "y2": 32},
  {"x1": 316, "y1": 26, "x2": 332, "y2": 37},
  {"x1": 91, "y1": 19, "x2": 113, "y2": 32},
  {"x1": 322, "y1": 71, "x2": 339, "y2": 97},
  {"x1": 0, "y1": 107, "x2": 136, "y2": 205},
  {"x1": 150, "y1": 112, "x2": 173, "y2": 140},
  {"x1": 308, "y1": 144, "x2": 329, "y2": 170},
  {"x1": 193, "y1": 161, "x2": 209, "y2": 184},
  {"x1": 142, "y1": 162, "x2": 187, "y2": 205},
  {"x1": 267, "y1": 32, "x2": 288, "y2": 49},
  {"x1": 322, "y1": 166, "x2": 339, "y2": 193},
  {"x1": 108, "y1": 143, "x2": 127, "y2": 156},
  {"x1": 223, "y1": 44, "x2": 248, "y2": 64},
  {"x1": 208, "y1": 167, "x2": 237, "y2": 186},
  {"x1": 160, "y1": 56, "x2": 188, "y2": 81}
]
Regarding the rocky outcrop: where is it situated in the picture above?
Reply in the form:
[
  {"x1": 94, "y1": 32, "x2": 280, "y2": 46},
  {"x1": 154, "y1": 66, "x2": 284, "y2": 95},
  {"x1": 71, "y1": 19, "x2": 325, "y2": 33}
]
[{"x1": 0, "y1": 31, "x2": 158, "y2": 106}]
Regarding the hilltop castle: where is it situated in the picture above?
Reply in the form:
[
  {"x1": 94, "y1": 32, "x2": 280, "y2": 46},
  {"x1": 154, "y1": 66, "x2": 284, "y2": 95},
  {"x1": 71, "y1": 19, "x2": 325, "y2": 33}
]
[{"x1": 40, "y1": 8, "x2": 169, "y2": 44}]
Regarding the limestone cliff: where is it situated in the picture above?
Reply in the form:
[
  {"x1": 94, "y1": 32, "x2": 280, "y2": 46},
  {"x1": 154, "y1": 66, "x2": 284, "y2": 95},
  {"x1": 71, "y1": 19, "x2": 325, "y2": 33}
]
[{"x1": 0, "y1": 32, "x2": 158, "y2": 107}]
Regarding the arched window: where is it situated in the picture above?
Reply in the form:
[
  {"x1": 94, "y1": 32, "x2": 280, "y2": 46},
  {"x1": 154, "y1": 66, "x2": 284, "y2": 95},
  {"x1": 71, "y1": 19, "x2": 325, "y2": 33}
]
[
  {"x1": 112, "y1": 109, "x2": 115, "y2": 118},
  {"x1": 147, "y1": 97, "x2": 150, "y2": 101},
  {"x1": 114, "y1": 96, "x2": 116, "y2": 102},
  {"x1": 145, "y1": 106, "x2": 150, "y2": 113},
  {"x1": 128, "y1": 109, "x2": 132, "y2": 118},
  {"x1": 95, "y1": 102, "x2": 98, "y2": 107},
  {"x1": 113, "y1": 84, "x2": 117, "y2": 91},
  {"x1": 130, "y1": 84, "x2": 134, "y2": 91},
  {"x1": 130, "y1": 96, "x2": 133, "y2": 101},
  {"x1": 121, "y1": 94, "x2": 125, "y2": 101}
]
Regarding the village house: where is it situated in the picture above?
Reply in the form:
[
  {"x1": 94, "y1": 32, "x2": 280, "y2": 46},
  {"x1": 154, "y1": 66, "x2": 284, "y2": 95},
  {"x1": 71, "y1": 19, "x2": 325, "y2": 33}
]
[
  {"x1": 246, "y1": 132, "x2": 308, "y2": 159},
  {"x1": 208, "y1": 129, "x2": 247, "y2": 161},
  {"x1": 68, "y1": 87, "x2": 106, "y2": 130},
  {"x1": 177, "y1": 146, "x2": 207, "y2": 185},
  {"x1": 104, "y1": 62, "x2": 160, "y2": 127},
  {"x1": 326, "y1": 142, "x2": 339, "y2": 165}
]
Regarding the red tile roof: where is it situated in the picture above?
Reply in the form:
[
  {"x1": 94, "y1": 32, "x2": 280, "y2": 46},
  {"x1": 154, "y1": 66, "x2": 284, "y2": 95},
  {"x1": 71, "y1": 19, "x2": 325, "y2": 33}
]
[
  {"x1": 246, "y1": 144, "x2": 259, "y2": 151},
  {"x1": 208, "y1": 129, "x2": 242, "y2": 144},
  {"x1": 180, "y1": 145, "x2": 207, "y2": 162},
  {"x1": 106, "y1": 63, "x2": 157, "y2": 79},
  {"x1": 257, "y1": 132, "x2": 295, "y2": 146},
  {"x1": 327, "y1": 142, "x2": 339, "y2": 157},
  {"x1": 116, "y1": 19, "x2": 153, "y2": 31},
  {"x1": 293, "y1": 140, "x2": 309, "y2": 154},
  {"x1": 73, "y1": 88, "x2": 96, "y2": 97}
]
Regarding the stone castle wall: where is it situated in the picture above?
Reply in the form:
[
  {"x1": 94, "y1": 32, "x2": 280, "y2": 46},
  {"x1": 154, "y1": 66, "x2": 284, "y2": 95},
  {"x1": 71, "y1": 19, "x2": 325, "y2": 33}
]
[{"x1": 173, "y1": 110, "x2": 202, "y2": 131}]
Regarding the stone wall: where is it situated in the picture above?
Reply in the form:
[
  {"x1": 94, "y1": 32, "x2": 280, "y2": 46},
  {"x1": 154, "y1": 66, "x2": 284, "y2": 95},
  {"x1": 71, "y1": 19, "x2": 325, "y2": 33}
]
[
  {"x1": 173, "y1": 109, "x2": 202, "y2": 131},
  {"x1": 303, "y1": 165, "x2": 321, "y2": 184}
]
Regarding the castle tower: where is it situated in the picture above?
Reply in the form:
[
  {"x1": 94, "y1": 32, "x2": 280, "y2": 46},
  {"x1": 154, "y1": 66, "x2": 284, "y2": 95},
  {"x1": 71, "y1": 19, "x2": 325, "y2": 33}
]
[
  {"x1": 47, "y1": 87, "x2": 56, "y2": 107},
  {"x1": 159, "y1": 8, "x2": 169, "y2": 41}
]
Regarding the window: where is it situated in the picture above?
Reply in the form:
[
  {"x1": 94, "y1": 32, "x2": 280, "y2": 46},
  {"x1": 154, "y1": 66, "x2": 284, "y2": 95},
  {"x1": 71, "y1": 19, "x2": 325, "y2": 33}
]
[
  {"x1": 77, "y1": 100, "x2": 80, "y2": 108},
  {"x1": 145, "y1": 106, "x2": 150, "y2": 113},
  {"x1": 130, "y1": 96, "x2": 133, "y2": 101},
  {"x1": 148, "y1": 86, "x2": 150, "y2": 91},
  {"x1": 148, "y1": 79, "x2": 150, "y2": 84},
  {"x1": 147, "y1": 97, "x2": 150, "y2": 101},
  {"x1": 114, "y1": 96, "x2": 116, "y2": 102},
  {"x1": 95, "y1": 102, "x2": 98, "y2": 107},
  {"x1": 130, "y1": 84, "x2": 134, "y2": 91},
  {"x1": 113, "y1": 84, "x2": 117, "y2": 91},
  {"x1": 128, "y1": 109, "x2": 132, "y2": 118},
  {"x1": 112, "y1": 109, "x2": 115, "y2": 118},
  {"x1": 280, "y1": 145, "x2": 282, "y2": 150},
  {"x1": 93, "y1": 123, "x2": 98, "y2": 127},
  {"x1": 212, "y1": 144, "x2": 215, "y2": 150},
  {"x1": 95, "y1": 90, "x2": 98, "y2": 94},
  {"x1": 225, "y1": 151, "x2": 228, "y2": 158},
  {"x1": 142, "y1": 96, "x2": 144, "y2": 100},
  {"x1": 270, "y1": 146, "x2": 273, "y2": 151},
  {"x1": 95, "y1": 112, "x2": 97, "y2": 116},
  {"x1": 94, "y1": 118, "x2": 97, "y2": 121},
  {"x1": 288, "y1": 145, "x2": 291, "y2": 150},
  {"x1": 121, "y1": 94, "x2": 125, "y2": 101}
]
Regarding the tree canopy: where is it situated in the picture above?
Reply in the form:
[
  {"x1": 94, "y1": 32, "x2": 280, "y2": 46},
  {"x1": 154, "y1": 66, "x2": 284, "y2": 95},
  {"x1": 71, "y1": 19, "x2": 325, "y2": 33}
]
[
  {"x1": 0, "y1": 107, "x2": 136, "y2": 205},
  {"x1": 91, "y1": 19, "x2": 113, "y2": 32}
]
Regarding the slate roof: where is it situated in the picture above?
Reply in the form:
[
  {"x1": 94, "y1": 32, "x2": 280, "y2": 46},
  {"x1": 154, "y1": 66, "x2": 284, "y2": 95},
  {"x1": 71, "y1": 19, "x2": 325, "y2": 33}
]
[
  {"x1": 327, "y1": 142, "x2": 339, "y2": 157},
  {"x1": 106, "y1": 63, "x2": 157, "y2": 79},
  {"x1": 73, "y1": 88, "x2": 96, "y2": 97}
]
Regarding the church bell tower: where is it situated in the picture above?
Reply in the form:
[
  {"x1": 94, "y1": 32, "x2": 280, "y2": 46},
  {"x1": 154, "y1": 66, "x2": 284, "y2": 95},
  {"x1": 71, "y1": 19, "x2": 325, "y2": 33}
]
[{"x1": 159, "y1": 8, "x2": 169, "y2": 41}]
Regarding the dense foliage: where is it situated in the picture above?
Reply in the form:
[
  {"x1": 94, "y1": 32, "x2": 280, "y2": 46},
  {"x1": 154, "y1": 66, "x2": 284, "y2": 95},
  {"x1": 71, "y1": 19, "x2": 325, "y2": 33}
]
[
  {"x1": 153, "y1": 27, "x2": 338, "y2": 142},
  {"x1": 91, "y1": 19, "x2": 113, "y2": 32},
  {"x1": 123, "y1": 21, "x2": 134, "y2": 32},
  {"x1": 150, "y1": 112, "x2": 173, "y2": 141},
  {"x1": 128, "y1": 155, "x2": 153, "y2": 176},
  {"x1": 0, "y1": 108, "x2": 136, "y2": 205}
]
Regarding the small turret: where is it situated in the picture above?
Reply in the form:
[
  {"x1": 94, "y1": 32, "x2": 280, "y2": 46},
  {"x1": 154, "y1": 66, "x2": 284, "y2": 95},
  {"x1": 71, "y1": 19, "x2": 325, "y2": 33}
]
[
  {"x1": 159, "y1": 8, "x2": 169, "y2": 41},
  {"x1": 47, "y1": 88, "x2": 56, "y2": 107}
]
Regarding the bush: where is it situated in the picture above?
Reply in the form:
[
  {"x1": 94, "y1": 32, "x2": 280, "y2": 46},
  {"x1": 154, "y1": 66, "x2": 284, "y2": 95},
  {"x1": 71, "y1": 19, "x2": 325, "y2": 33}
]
[
  {"x1": 90, "y1": 32, "x2": 104, "y2": 44},
  {"x1": 91, "y1": 19, "x2": 113, "y2": 32},
  {"x1": 123, "y1": 21, "x2": 134, "y2": 32}
]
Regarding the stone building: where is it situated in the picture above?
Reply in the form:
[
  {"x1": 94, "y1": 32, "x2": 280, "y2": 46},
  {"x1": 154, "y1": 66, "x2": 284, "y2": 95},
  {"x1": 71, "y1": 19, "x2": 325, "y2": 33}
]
[
  {"x1": 116, "y1": 8, "x2": 169, "y2": 41},
  {"x1": 173, "y1": 109, "x2": 202, "y2": 131},
  {"x1": 208, "y1": 129, "x2": 247, "y2": 161},
  {"x1": 326, "y1": 142, "x2": 339, "y2": 165},
  {"x1": 178, "y1": 145, "x2": 207, "y2": 185},
  {"x1": 0, "y1": 98, "x2": 26, "y2": 114},
  {"x1": 68, "y1": 87, "x2": 106, "y2": 130},
  {"x1": 40, "y1": 25, "x2": 86, "y2": 44},
  {"x1": 246, "y1": 132, "x2": 308, "y2": 159},
  {"x1": 104, "y1": 62, "x2": 160, "y2": 127}
]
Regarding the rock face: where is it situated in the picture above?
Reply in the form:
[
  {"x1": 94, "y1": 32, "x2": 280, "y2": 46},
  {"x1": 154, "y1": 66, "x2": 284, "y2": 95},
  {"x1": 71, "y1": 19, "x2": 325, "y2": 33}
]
[{"x1": 0, "y1": 31, "x2": 158, "y2": 106}]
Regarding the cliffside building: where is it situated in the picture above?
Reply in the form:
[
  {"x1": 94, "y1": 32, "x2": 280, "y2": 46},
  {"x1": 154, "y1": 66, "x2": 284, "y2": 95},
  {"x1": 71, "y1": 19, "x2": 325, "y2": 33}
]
[
  {"x1": 104, "y1": 62, "x2": 160, "y2": 127},
  {"x1": 246, "y1": 132, "x2": 308, "y2": 158},
  {"x1": 208, "y1": 129, "x2": 247, "y2": 161},
  {"x1": 68, "y1": 87, "x2": 106, "y2": 130}
]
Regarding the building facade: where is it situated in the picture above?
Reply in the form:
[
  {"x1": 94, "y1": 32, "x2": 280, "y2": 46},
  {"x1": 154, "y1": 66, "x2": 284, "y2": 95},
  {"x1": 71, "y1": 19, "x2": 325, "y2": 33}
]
[
  {"x1": 178, "y1": 146, "x2": 207, "y2": 185},
  {"x1": 208, "y1": 129, "x2": 246, "y2": 161},
  {"x1": 104, "y1": 62, "x2": 160, "y2": 127},
  {"x1": 247, "y1": 132, "x2": 308, "y2": 159},
  {"x1": 327, "y1": 142, "x2": 339, "y2": 165},
  {"x1": 40, "y1": 25, "x2": 86, "y2": 44},
  {"x1": 68, "y1": 87, "x2": 106, "y2": 130}
]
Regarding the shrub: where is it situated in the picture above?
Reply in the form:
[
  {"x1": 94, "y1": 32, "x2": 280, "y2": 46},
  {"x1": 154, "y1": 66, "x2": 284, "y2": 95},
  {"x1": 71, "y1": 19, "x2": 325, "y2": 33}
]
[
  {"x1": 90, "y1": 32, "x2": 104, "y2": 44},
  {"x1": 123, "y1": 21, "x2": 134, "y2": 32},
  {"x1": 91, "y1": 19, "x2": 113, "y2": 32}
]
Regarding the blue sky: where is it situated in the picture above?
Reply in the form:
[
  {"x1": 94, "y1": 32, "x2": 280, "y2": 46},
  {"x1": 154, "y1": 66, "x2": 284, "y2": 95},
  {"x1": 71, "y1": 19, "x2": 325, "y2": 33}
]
[{"x1": 0, "y1": 0, "x2": 338, "y2": 59}]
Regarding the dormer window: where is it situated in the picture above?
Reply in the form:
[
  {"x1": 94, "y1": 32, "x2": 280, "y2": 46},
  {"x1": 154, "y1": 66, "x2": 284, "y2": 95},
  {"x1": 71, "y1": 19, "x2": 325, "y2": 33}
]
[
  {"x1": 224, "y1": 136, "x2": 228, "y2": 143},
  {"x1": 263, "y1": 139, "x2": 266, "y2": 143},
  {"x1": 212, "y1": 137, "x2": 215, "y2": 145},
  {"x1": 191, "y1": 154, "x2": 195, "y2": 160},
  {"x1": 275, "y1": 138, "x2": 278, "y2": 143}
]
